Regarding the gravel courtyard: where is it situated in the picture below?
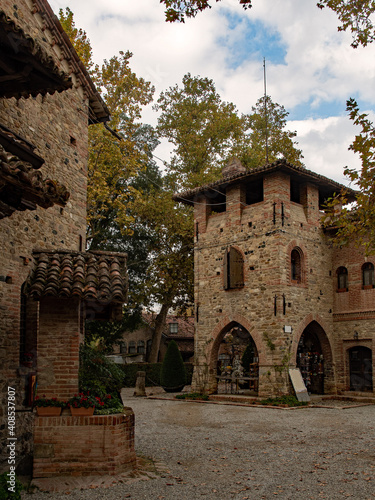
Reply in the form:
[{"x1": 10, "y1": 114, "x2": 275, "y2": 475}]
[{"x1": 25, "y1": 391, "x2": 375, "y2": 500}]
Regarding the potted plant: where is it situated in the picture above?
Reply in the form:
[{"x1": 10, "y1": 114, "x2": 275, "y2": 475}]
[
  {"x1": 67, "y1": 392, "x2": 104, "y2": 416},
  {"x1": 160, "y1": 340, "x2": 187, "y2": 393},
  {"x1": 34, "y1": 395, "x2": 66, "y2": 416}
]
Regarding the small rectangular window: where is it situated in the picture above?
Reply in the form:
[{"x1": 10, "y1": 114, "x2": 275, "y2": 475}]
[{"x1": 169, "y1": 323, "x2": 178, "y2": 334}]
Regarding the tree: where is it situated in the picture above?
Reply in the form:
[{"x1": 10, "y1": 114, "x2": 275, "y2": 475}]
[
  {"x1": 160, "y1": 340, "x2": 187, "y2": 391},
  {"x1": 161, "y1": 0, "x2": 375, "y2": 49},
  {"x1": 322, "y1": 98, "x2": 375, "y2": 254},
  {"x1": 154, "y1": 73, "x2": 245, "y2": 189},
  {"x1": 87, "y1": 51, "x2": 155, "y2": 248},
  {"x1": 232, "y1": 95, "x2": 304, "y2": 169},
  {"x1": 59, "y1": 8, "x2": 94, "y2": 72},
  {"x1": 156, "y1": 75, "x2": 303, "y2": 186},
  {"x1": 132, "y1": 184, "x2": 194, "y2": 362}
]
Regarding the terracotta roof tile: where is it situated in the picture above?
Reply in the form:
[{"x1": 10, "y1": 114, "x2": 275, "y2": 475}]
[
  {"x1": 0, "y1": 10, "x2": 72, "y2": 98},
  {"x1": 0, "y1": 144, "x2": 70, "y2": 218},
  {"x1": 173, "y1": 159, "x2": 358, "y2": 205},
  {"x1": 25, "y1": 249, "x2": 128, "y2": 305}
]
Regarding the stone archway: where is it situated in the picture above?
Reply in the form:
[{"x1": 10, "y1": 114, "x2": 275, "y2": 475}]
[
  {"x1": 296, "y1": 321, "x2": 334, "y2": 394},
  {"x1": 209, "y1": 320, "x2": 260, "y2": 394}
]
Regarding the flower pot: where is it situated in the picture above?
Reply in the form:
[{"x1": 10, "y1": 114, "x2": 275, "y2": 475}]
[
  {"x1": 36, "y1": 407, "x2": 62, "y2": 417},
  {"x1": 70, "y1": 407, "x2": 95, "y2": 416}
]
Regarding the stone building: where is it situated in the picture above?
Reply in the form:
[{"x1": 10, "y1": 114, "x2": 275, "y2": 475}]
[
  {"x1": 174, "y1": 158, "x2": 374, "y2": 397},
  {"x1": 0, "y1": 0, "x2": 134, "y2": 478}
]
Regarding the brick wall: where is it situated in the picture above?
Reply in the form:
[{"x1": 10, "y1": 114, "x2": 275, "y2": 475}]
[
  {"x1": 191, "y1": 168, "x2": 374, "y2": 396},
  {"x1": 0, "y1": 0, "x2": 90, "y2": 472},
  {"x1": 33, "y1": 409, "x2": 136, "y2": 477}
]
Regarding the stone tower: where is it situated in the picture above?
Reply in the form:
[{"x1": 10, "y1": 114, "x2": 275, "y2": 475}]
[{"x1": 174, "y1": 159, "x2": 374, "y2": 397}]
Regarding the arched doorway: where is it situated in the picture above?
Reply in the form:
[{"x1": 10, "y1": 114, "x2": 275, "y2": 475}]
[
  {"x1": 216, "y1": 323, "x2": 258, "y2": 394},
  {"x1": 297, "y1": 321, "x2": 330, "y2": 394},
  {"x1": 349, "y1": 347, "x2": 373, "y2": 392}
]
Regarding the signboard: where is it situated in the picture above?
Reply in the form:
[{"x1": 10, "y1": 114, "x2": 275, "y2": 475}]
[{"x1": 289, "y1": 368, "x2": 310, "y2": 402}]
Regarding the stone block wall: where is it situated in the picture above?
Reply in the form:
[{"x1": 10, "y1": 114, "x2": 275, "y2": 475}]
[
  {"x1": 0, "y1": 1, "x2": 90, "y2": 473},
  {"x1": 33, "y1": 409, "x2": 136, "y2": 477},
  {"x1": 192, "y1": 172, "x2": 337, "y2": 395}
]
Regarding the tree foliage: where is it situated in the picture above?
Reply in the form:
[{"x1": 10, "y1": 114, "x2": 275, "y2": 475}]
[
  {"x1": 161, "y1": 1, "x2": 375, "y2": 49},
  {"x1": 322, "y1": 98, "x2": 375, "y2": 254},
  {"x1": 59, "y1": 7, "x2": 94, "y2": 72},
  {"x1": 155, "y1": 73, "x2": 244, "y2": 189},
  {"x1": 233, "y1": 95, "x2": 304, "y2": 169},
  {"x1": 160, "y1": 340, "x2": 187, "y2": 389}
]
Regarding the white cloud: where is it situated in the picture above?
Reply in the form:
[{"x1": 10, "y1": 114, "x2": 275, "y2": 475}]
[{"x1": 49, "y1": 0, "x2": 375, "y2": 182}]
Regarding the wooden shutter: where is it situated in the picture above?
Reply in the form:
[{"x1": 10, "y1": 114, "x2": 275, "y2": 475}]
[
  {"x1": 229, "y1": 247, "x2": 244, "y2": 288},
  {"x1": 223, "y1": 248, "x2": 229, "y2": 290}
]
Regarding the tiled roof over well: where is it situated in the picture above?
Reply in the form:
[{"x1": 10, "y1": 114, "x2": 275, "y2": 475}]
[{"x1": 25, "y1": 250, "x2": 128, "y2": 305}]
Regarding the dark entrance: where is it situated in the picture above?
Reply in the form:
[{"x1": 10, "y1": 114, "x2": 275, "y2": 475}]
[
  {"x1": 297, "y1": 329, "x2": 324, "y2": 394},
  {"x1": 349, "y1": 347, "x2": 373, "y2": 392}
]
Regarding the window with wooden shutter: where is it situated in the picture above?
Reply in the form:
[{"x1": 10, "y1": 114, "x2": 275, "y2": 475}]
[{"x1": 224, "y1": 247, "x2": 244, "y2": 290}]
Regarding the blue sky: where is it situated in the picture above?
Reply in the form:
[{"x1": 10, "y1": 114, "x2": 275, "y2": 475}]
[{"x1": 49, "y1": 0, "x2": 375, "y2": 184}]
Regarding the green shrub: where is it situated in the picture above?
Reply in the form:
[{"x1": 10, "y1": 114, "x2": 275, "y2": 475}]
[
  {"x1": 160, "y1": 340, "x2": 187, "y2": 390},
  {"x1": 79, "y1": 344, "x2": 124, "y2": 400},
  {"x1": 175, "y1": 393, "x2": 208, "y2": 401},
  {"x1": 0, "y1": 472, "x2": 23, "y2": 500},
  {"x1": 121, "y1": 362, "x2": 193, "y2": 387},
  {"x1": 259, "y1": 395, "x2": 308, "y2": 407}
]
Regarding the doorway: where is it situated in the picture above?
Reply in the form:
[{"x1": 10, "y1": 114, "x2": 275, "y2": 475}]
[
  {"x1": 297, "y1": 326, "x2": 324, "y2": 394},
  {"x1": 349, "y1": 347, "x2": 373, "y2": 392}
]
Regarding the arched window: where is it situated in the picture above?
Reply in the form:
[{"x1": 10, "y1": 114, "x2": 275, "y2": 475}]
[
  {"x1": 224, "y1": 247, "x2": 244, "y2": 290},
  {"x1": 362, "y1": 263, "x2": 374, "y2": 288},
  {"x1": 291, "y1": 248, "x2": 303, "y2": 284},
  {"x1": 337, "y1": 266, "x2": 348, "y2": 291},
  {"x1": 137, "y1": 340, "x2": 145, "y2": 354},
  {"x1": 128, "y1": 341, "x2": 136, "y2": 354},
  {"x1": 119, "y1": 341, "x2": 127, "y2": 354}
]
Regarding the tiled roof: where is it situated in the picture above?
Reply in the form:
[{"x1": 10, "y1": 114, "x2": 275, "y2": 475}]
[
  {"x1": 25, "y1": 249, "x2": 128, "y2": 304},
  {"x1": 173, "y1": 159, "x2": 358, "y2": 205},
  {"x1": 164, "y1": 315, "x2": 194, "y2": 338},
  {"x1": 0, "y1": 144, "x2": 70, "y2": 218},
  {"x1": 0, "y1": 10, "x2": 72, "y2": 98},
  {"x1": 32, "y1": 0, "x2": 109, "y2": 123}
]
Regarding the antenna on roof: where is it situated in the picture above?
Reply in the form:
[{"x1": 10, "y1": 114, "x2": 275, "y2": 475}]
[{"x1": 263, "y1": 57, "x2": 269, "y2": 164}]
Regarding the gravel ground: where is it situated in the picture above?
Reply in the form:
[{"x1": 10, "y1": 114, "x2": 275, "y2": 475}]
[{"x1": 24, "y1": 390, "x2": 375, "y2": 500}]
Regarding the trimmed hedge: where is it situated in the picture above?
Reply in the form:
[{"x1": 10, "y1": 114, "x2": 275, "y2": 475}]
[{"x1": 121, "y1": 362, "x2": 193, "y2": 387}]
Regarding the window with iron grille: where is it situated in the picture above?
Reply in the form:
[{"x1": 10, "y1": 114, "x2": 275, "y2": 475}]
[
  {"x1": 362, "y1": 262, "x2": 374, "y2": 288},
  {"x1": 224, "y1": 247, "x2": 244, "y2": 290},
  {"x1": 337, "y1": 266, "x2": 348, "y2": 291}
]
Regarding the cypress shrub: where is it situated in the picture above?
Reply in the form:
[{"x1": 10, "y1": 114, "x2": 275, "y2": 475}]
[{"x1": 160, "y1": 340, "x2": 187, "y2": 392}]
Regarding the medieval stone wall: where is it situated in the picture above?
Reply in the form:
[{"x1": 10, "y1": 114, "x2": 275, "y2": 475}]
[
  {"x1": 0, "y1": 2, "x2": 90, "y2": 473},
  {"x1": 192, "y1": 172, "x2": 338, "y2": 395}
]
